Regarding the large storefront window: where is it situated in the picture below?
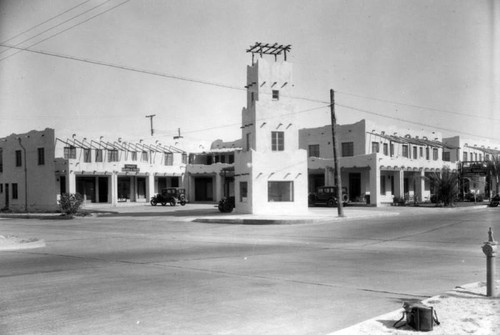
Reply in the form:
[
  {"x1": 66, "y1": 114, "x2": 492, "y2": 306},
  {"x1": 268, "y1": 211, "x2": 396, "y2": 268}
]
[{"x1": 268, "y1": 181, "x2": 293, "y2": 202}]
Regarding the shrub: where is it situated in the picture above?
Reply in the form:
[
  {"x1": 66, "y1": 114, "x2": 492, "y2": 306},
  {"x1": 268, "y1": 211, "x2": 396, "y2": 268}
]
[
  {"x1": 428, "y1": 169, "x2": 459, "y2": 207},
  {"x1": 59, "y1": 193, "x2": 84, "y2": 216}
]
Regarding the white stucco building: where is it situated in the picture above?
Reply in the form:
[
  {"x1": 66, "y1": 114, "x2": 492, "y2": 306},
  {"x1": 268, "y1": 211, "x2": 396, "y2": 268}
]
[
  {"x1": 299, "y1": 119, "x2": 461, "y2": 206},
  {"x1": 234, "y1": 44, "x2": 308, "y2": 214},
  {"x1": 0, "y1": 128, "x2": 187, "y2": 211}
]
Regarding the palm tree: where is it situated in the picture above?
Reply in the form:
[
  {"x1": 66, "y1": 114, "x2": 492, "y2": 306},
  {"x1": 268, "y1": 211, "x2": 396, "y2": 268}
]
[
  {"x1": 486, "y1": 157, "x2": 500, "y2": 197},
  {"x1": 428, "y1": 168, "x2": 459, "y2": 207}
]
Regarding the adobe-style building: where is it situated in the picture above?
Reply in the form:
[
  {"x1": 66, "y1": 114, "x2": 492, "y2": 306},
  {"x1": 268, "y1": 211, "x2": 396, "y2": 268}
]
[
  {"x1": 234, "y1": 43, "x2": 308, "y2": 214},
  {"x1": 0, "y1": 128, "x2": 187, "y2": 211},
  {"x1": 299, "y1": 120, "x2": 460, "y2": 206}
]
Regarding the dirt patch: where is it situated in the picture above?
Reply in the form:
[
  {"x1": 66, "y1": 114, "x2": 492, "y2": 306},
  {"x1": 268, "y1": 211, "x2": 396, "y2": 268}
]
[{"x1": 0, "y1": 235, "x2": 45, "y2": 251}]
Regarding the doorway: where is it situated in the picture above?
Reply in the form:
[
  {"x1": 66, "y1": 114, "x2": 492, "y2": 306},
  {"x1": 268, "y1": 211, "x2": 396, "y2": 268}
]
[
  {"x1": 195, "y1": 177, "x2": 213, "y2": 201},
  {"x1": 349, "y1": 173, "x2": 362, "y2": 201}
]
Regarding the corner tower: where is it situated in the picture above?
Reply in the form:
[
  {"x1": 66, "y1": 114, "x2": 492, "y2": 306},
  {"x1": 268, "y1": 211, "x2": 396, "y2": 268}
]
[{"x1": 234, "y1": 43, "x2": 308, "y2": 214}]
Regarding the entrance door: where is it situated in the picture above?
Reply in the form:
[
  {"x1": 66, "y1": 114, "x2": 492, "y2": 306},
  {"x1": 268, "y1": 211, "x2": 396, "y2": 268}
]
[
  {"x1": 98, "y1": 177, "x2": 108, "y2": 203},
  {"x1": 195, "y1": 177, "x2": 213, "y2": 201},
  {"x1": 137, "y1": 178, "x2": 146, "y2": 199},
  {"x1": 349, "y1": 173, "x2": 362, "y2": 201},
  {"x1": 76, "y1": 177, "x2": 95, "y2": 203}
]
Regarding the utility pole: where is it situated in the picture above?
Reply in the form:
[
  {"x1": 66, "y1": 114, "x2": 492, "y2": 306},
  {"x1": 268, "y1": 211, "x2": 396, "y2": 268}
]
[
  {"x1": 330, "y1": 89, "x2": 344, "y2": 217},
  {"x1": 145, "y1": 114, "x2": 156, "y2": 136}
]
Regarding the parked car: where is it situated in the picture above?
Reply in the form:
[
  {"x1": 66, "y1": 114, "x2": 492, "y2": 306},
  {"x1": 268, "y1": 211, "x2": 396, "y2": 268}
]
[
  {"x1": 308, "y1": 186, "x2": 349, "y2": 207},
  {"x1": 150, "y1": 188, "x2": 186, "y2": 206},
  {"x1": 489, "y1": 194, "x2": 500, "y2": 207},
  {"x1": 218, "y1": 196, "x2": 235, "y2": 213}
]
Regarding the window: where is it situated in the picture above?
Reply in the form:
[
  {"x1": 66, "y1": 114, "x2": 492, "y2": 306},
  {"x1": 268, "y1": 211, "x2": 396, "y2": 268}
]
[
  {"x1": 108, "y1": 150, "x2": 119, "y2": 162},
  {"x1": 38, "y1": 148, "x2": 45, "y2": 165},
  {"x1": 131, "y1": 151, "x2": 137, "y2": 161},
  {"x1": 207, "y1": 155, "x2": 213, "y2": 165},
  {"x1": 413, "y1": 147, "x2": 417, "y2": 159},
  {"x1": 141, "y1": 151, "x2": 148, "y2": 162},
  {"x1": 470, "y1": 153, "x2": 474, "y2": 161},
  {"x1": 371, "y1": 142, "x2": 379, "y2": 154},
  {"x1": 220, "y1": 155, "x2": 226, "y2": 163},
  {"x1": 433, "y1": 148, "x2": 439, "y2": 161},
  {"x1": 380, "y1": 176, "x2": 386, "y2": 195},
  {"x1": 95, "y1": 149, "x2": 103, "y2": 162},
  {"x1": 383, "y1": 143, "x2": 388, "y2": 156},
  {"x1": 402, "y1": 145, "x2": 409, "y2": 158},
  {"x1": 308, "y1": 144, "x2": 320, "y2": 157},
  {"x1": 419, "y1": 147, "x2": 423, "y2": 158},
  {"x1": 443, "y1": 152, "x2": 450, "y2": 162},
  {"x1": 341, "y1": 142, "x2": 354, "y2": 157},
  {"x1": 64, "y1": 146, "x2": 76, "y2": 159},
  {"x1": 228, "y1": 154, "x2": 234, "y2": 164},
  {"x1": 182, "y1": 153, "x2": 187, "y2": 164},
  {"x1": 271, "y1": 131, "x2": 284, "y2": 151},
  {"x1": 426, "y1": 147, "x2": 430, "y2": 160},
  {"x1": 272, "y1": 90, "x2": 279, "y2": 100},
  {"x1": 12, "y1": 183, "x2": 18, "y2": 199},
  {"x1": 268, "y1": 181, "x2": 293, "y2": 202},
  {"x1": 0, "y1": 148, "x2": 4, "y2": 173},
  {"x1": 463, "y1": 152, "x2": 467, "y2": 162},
  {"x1": 390, "y1": 143, "x2": 394, "y2": 157},
  {"x1": 240, "y1": 182, "x2": 248, "y2": 202},
  {"x1": 83, "y1": 149, "x2": 91, "y2": 163},
  {"x1": 165, "y1": 153, "x2": 173, "y2": 166},
  {"x1": 0, "y1": 184, "x2": 2, "y2": 193},
  {"x1": 479, "y1": 154, "x2": 483, "y2": 161},
  {"x1": 16, "y1": 150, "x2": 22, "y2": 166}
]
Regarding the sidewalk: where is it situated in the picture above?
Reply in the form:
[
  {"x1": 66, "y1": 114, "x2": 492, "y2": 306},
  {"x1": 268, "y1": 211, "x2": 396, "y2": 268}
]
[{"x1": 328, "y1": 281, "x2": 500, "y2": 335}]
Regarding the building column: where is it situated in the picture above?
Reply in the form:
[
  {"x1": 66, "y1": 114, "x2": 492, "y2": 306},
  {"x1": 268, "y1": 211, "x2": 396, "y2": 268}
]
[
  {"x1": 110, "y1": 172, "x2": 118, "y2": 206},
  {"x1": 394, "y1": 169, "x2": 404, "y2": 198},
  {"x1": 215, "y1": 173, "x2": 222, "y2": 201},
  {"x1": 417, "y1": 170, "x2": 425, "y2": 202},
  {"x1": 68, "y1": 171, "x2": 76, "y2": 194},
  {"x1": 147, "y1": 174, "x2": 155, "y2": 201},
  {"x1": 369, "y1": 166, "x2": 380, "y2": 206}
]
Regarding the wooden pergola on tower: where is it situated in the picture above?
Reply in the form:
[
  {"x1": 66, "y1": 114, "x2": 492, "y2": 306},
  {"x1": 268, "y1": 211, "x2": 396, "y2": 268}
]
[{"x1": 246, "y1": 42, "x2": 292, "y2": 63}]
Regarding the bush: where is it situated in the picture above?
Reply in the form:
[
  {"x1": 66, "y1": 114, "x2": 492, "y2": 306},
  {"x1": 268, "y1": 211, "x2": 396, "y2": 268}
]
[{"x1": 59, "y1": 193, "x2": 83, "y2": 216}]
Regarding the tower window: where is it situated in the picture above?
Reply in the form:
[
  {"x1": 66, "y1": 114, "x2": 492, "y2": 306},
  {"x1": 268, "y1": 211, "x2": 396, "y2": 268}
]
[
  {"x1": 272, "y1": 90, "x2": 279, "y2": 100},
  {"x1": 271, "y1": 131, "x2": 284, "y2": 151}
]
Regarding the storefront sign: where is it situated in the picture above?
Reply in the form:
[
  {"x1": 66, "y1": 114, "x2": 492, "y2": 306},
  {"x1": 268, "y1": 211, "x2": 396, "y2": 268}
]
[{"x1": 122, "y1": 164, "x2": 140, "y2": 172}]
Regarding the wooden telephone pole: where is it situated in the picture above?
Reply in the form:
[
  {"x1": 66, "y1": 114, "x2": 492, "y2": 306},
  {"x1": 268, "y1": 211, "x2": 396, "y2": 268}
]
[
  {"x1": 330, "y1": 89, "x2": 345, "y2": 217},
  {"x1": 145, "y1": 114, "x2": 156, "y2": 136}
]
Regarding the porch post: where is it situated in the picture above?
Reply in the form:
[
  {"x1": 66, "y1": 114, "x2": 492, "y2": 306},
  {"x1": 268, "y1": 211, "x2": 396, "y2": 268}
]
[
  {"x1": 369, "y1": 165, "x2": 380, "y2": 206},
  {"x1": 394, "y1": 169, "x2": 404, "y2": 198}
]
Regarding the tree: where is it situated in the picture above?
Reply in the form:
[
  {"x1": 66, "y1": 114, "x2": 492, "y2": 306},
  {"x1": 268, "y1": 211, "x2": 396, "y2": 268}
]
[
  {"x1": 58, "y1": 193, "x2": 83, "y2": 216},
  {"x1": 486, "y1": 157, "x2": 500, "y2": 197},
  {"x1": 428, "y1": 168, "x2": 459, "y2": 207}
]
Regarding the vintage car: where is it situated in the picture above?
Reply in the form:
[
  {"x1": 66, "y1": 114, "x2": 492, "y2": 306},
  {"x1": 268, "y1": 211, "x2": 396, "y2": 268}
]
[
  {"x1": 308, "y1": 186, "x2": 349, "y2": 207},
  {"x1": 150, "y1": 188, "x2": 186, "y2": 206},
  {"x1": 218, "y1": 196, "x2": 235, "y2": 213}
]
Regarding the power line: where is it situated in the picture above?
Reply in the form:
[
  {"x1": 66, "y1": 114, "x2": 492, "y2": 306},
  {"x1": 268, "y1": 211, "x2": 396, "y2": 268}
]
[
  {"x1": 336, "y1": 90, "x2": 500, "y2": 123},
  {"x1": 0, "y1": 0, "x2": 91, "y2": 49},
  {"x1": 336, "y1": 102, "x2": 499, "y2": 141},
  {"x1": 0, "y1": 0, "x2": 130, "y2": 62}
]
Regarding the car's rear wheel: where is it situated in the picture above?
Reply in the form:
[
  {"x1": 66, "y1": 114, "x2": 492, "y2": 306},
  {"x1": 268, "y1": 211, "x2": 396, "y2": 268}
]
[
  {"x1": 327, "y1": 199, "x2": 335, "y2": 207},
  {"x1": 150, "y1": 200, "x2": 157, "y2": 206},
  {"x1": 170, "y1": 200, "x2": 176, "y2": 206}
]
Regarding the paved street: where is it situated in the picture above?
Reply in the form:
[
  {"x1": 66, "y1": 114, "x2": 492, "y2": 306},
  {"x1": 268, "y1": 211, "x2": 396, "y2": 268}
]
[{"x1": 0, "y1": 205, "x2": 498, "y2": 335}]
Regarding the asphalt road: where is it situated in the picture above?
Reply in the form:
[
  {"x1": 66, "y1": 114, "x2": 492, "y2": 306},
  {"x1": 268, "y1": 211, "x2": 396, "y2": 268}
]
[{"x1": 0, "y1": 205, "x2": 498, "y2": 335}]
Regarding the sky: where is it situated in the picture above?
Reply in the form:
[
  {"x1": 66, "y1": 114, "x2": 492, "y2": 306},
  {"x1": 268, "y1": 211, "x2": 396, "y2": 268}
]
[{"x1": 0, "y1": 0, "x2": 499, "y2": 149}]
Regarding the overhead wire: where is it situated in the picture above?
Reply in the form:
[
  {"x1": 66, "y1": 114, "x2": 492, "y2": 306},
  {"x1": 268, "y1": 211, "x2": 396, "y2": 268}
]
[
  {"x1": 0, "y1": 1, "x2": 497, "y2": 142},
  {"x1": 0, "y1": 0, "x2": 131, "y2": 62},
  {"x1": 0, "y1": 0, "x2": 91, "y2": 51},
  {"x1": 336, "y1": 90, "x2": 500, "y2": 123},
  {"x1": 335, "y1": 103, "x2": 498, "y2": 141}
]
